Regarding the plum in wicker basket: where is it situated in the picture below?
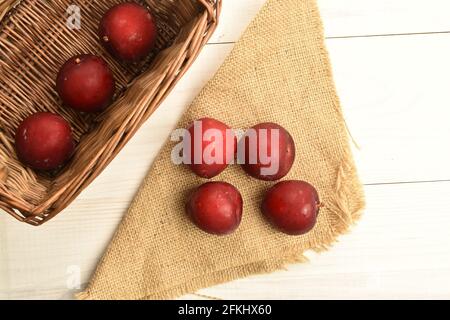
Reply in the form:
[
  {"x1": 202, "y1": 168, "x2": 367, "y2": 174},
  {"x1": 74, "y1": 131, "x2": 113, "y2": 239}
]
[{"x1": 0, "y1": 0, "x2": 221, "y2": 226}]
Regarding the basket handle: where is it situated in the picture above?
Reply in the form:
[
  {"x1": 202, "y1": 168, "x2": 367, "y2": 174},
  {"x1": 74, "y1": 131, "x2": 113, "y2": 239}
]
[
  {"x1": 198, "y1": 0, "x2": 222, "y2": 23},
  {"x1": 0, "y1": 0, "x2": 19, "y2": 21}
]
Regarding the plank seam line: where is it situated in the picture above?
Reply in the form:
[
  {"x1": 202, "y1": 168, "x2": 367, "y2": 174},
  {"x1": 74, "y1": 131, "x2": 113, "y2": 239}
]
[
  {"x1": 207, "y1": 31, "x2": 450, "y2": 46},
  {"x1": 324, "y1": 31, "x2": 450, "y2": 40},
  {"x1": 365, "y1": 179, "x2": 450, "y2": 187}
]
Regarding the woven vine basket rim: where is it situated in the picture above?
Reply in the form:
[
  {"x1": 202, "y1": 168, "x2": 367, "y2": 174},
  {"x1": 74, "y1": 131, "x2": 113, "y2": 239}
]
[{"x1": 0, "y1": 0, "x2": 222, "y2": 226}]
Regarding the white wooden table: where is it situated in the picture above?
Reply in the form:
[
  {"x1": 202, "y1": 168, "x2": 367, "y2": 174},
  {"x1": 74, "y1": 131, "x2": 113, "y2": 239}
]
[{"x1": 2, "y1": 0, "x2": 450, "y2": 300}]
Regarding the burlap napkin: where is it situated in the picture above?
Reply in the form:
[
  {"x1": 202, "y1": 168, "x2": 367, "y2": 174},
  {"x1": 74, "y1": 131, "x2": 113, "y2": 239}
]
[{"x1": 78, "y1": 0, "x2": 365, "y2": 300}]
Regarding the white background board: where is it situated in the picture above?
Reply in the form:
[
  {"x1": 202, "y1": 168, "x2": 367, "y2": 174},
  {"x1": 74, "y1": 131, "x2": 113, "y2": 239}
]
[{"x1": 1, "y1": 0, "x2": 450, "y2": 299}]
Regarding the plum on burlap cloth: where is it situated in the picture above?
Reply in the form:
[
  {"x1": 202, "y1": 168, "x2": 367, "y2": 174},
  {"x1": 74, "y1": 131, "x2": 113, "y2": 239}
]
[{"x1": 78, "y1": 0, "x2": 365, "y2": 300}]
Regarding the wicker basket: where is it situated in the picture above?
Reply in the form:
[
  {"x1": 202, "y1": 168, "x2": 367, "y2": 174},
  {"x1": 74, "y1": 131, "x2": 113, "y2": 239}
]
[{"x1": 0, "y1": 0, "x2": 221, "y2": 226}]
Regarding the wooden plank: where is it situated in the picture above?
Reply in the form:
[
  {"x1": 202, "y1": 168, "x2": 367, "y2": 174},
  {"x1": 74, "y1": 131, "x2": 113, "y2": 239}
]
[
  {"x1": 3, "y1": 181, "x2": 450, "y2": 299},
  {"x1": 319, "y1": 0, "x2": 450, "y2": 38},
  {"x1": 209, "y1": 0, "x2": 450, "y2": 43},
  {"x1": 34, "y1": 32, "x2": 450, "y2": 186},
  {"x1": 196, "y1": 181, "x2": 450, "y2": 299},
  {"x1": 147, "y1": 33, "x2": 450, "y2": 185},
  {"x1": 328, "y1": 32, "x2": 450, "y2": 184}
]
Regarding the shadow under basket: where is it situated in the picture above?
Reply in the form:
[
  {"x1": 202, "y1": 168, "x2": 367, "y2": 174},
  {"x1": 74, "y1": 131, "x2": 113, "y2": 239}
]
[{"x1": 0, "y1": 0, "x2": 221, "y2": 226}]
